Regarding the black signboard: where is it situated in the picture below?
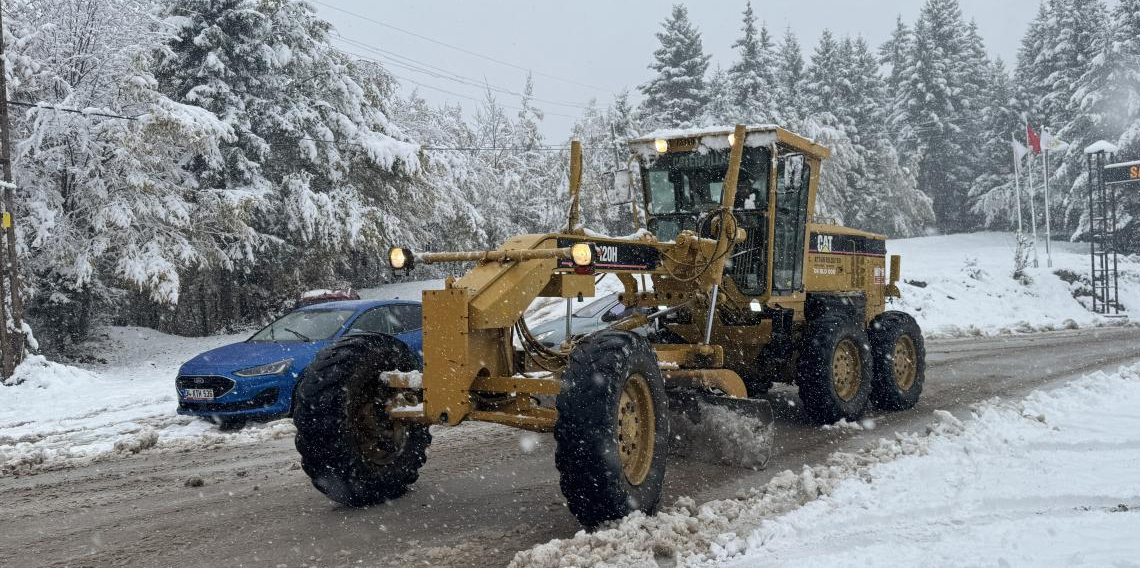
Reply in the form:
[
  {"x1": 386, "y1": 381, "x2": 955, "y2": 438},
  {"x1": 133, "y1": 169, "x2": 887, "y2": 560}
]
[
  {"x1": 1105, "y1": 161, "x2": 1140, "y2": 186},
  {"x1": 556, "y1": 238, "x2": 661, "y2": 271}
]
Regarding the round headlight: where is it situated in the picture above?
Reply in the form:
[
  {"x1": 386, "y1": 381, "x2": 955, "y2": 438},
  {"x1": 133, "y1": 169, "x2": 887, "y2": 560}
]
[
  {"x1": 570, "y1": 243, "x2": 594, "y2": 267},
  {"x1": 654, "y1": 138, "x2": 668, "y2": 153},
  {"x1": 389, "y1": 247, "x2": 409, "y2": 270}
]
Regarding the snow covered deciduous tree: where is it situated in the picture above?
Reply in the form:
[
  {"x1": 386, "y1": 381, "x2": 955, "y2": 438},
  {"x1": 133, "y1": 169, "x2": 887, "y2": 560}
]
[
  {"x1": 390, "y1": 93, "x2": 485, "y2": 255},
  {"x1": 640, "y1": 4, "x2": 711, "y2": 129},
  {"x1": 7, "y1": 0, "x2": 241, "y2": 344},
  {"x1": 151, "y1": 0, "x2": 421, "y2": 334}
]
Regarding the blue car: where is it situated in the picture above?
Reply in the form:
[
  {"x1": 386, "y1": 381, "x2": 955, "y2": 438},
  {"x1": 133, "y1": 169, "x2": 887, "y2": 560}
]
[{"x1": 176, "y1": 299, "x2": 423, "y2": 429}]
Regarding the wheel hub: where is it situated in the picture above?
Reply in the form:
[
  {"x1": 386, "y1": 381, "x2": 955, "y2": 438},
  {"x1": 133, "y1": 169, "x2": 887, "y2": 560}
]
[
  {"x1": 831, "y1": 338, "x2": 862, "y2": 402},
  {"x1": 892, "y1": 335, "x2": 917, "y2": 391},
  {"x1": 355, "y1": 400, "x2": 407, "y2": 466},
  {"x1": 616, "y1": 373, "x2": 655, "y2": 486}
]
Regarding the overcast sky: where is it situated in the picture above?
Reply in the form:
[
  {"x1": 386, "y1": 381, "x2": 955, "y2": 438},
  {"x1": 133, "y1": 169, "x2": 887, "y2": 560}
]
[{"x1": 313, "y1": 0, "x2": 1046, "y2": 139}]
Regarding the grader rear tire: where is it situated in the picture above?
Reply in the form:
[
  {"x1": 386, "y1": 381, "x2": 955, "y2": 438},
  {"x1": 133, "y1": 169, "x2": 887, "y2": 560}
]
[
  {"x1": 869, "y1": 312, "x2": 926, "y2": 410},
  {"x1": 293, "y1": 334, "x2": 430, "y2": 507},
  {"x1": 797, "y1": 316, "x2": 873, "y2": 424},
  {"x1": 554, "y1": 331, "x2": 670, "y2": 529}
]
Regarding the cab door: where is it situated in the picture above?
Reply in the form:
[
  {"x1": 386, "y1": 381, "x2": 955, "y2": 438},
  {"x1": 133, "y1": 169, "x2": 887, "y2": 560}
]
[{"x1": 771, "y1": 154, "x2": 811, "y2": 296}]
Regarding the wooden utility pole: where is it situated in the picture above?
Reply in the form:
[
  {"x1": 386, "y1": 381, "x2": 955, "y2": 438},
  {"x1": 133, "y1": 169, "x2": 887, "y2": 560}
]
[{"x1": 0, "y1": 0, "x2": 24, "y2": 378}]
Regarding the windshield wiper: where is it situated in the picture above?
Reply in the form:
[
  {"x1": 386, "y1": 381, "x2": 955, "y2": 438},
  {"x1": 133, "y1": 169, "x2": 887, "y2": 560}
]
[{"x1": 282, "y1": 327, "x2": 311, "y2": 342}]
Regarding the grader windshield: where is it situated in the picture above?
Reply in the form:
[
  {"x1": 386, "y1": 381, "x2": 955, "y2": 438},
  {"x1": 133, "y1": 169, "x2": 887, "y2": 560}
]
[{"x1": 641, "y1": 145, "x2": 772, "y2": 295}]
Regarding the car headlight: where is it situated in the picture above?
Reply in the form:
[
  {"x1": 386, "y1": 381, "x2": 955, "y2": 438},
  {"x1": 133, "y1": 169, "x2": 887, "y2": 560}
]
[
  {"x1": 234, "y1": 358, "x2": 293, "y2": 377},
  {"x1": 388, "y1": 247, "x2": 413, "y2": 270},
  {"x1": 570, "y1": 242, "x2": 595, "y2": 267}
]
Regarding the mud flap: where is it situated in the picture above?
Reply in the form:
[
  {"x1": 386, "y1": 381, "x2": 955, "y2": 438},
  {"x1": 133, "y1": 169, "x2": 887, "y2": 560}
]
[{"x1": 666, "y1": 390, "x2": 775, "y2": 470}]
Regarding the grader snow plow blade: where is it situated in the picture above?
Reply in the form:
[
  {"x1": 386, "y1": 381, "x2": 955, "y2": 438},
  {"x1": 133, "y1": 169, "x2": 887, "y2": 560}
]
[{"x1": 668, "y1": 391, "x2": 775, "y2": 470}]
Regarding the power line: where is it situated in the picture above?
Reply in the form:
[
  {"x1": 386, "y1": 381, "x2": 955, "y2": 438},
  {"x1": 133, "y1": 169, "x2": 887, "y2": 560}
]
[
  {"x1": 331, "y1": 33, "x2": 592, "y2": 110},
  {"x1": 333, "y1": 47, "x2": 582, "y2": 119},
  {"x1": 309, "y1": 0, "x2": 610, "y2": 93}
]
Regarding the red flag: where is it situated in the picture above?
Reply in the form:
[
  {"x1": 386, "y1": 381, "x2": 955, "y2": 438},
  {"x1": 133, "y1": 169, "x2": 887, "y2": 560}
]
[{"x1": 1027, "y1": 124, "x2": 1042, "y2": 154}]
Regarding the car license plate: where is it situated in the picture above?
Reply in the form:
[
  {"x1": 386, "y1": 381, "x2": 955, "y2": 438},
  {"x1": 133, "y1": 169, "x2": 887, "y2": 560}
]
[{"x1": 185, "y1": 388, "x2": 214, "y2": 401}]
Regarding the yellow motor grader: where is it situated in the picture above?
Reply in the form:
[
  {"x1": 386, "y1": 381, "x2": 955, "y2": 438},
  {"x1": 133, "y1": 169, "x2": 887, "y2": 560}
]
[{"x1": 292, "y1": 124, "x2": 926, "y2": 528}]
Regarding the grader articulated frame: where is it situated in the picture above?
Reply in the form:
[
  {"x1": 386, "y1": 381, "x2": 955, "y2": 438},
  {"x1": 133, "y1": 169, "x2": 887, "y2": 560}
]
[{"x1": 293, "y1": 125, "x2": 927, "y2": 528}]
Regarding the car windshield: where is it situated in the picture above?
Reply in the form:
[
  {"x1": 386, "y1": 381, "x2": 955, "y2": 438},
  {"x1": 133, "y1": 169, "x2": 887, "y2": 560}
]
[
  {"x1": 574, "y1": 295, "x2": 618, "y2": 319},
  {"x1": 248, "y1": 309, "x2": 355, "y2": 342}
]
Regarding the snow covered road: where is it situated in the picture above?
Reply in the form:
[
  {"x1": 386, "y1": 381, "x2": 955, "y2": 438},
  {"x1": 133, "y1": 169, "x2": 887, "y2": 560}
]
[{"x1": 3, "y1": 327, "x2": 1139, "y2": 568}]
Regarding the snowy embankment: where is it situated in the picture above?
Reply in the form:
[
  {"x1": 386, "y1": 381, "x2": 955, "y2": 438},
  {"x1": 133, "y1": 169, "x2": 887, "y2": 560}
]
[
  {"x1": 890, "y1": 232, "x2": 1138, "y2": 337},
  {"x1": 512, "y1": 363, "x2": 1140, "y2": 568},
  {"x1": 0, "y1": 327, "x2": 297, "y2": 476},
  {"x1": 0, "y1": 279, "x2": 446, "y2": 475}
]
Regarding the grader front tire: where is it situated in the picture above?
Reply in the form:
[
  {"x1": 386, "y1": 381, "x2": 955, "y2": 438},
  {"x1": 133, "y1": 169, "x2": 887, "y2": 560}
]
[
  {"x1": 797, "y1": 317, "x2": 874, "y2": 424},
  {"x1": 293, "y1": 334, "x2": 431, "y2": 507},
  {"x1": 554, "y1": 331, "x2": 670, "y2": 529}
]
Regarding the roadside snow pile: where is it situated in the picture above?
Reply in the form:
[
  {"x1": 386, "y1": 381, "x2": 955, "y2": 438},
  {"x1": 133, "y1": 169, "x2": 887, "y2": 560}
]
[
  {"x1": 0, "y1": 327, "x2": 292, "y2": 476},
  {"x1": 717, "y1": 363, "x2": 1140, "y2": 568},
  {"x1": 889, "y1": 232, "x2": 1139, "y2": 337},
  {"x1": 511, "y1": 363, "x2": 1140, "y2": 568}
]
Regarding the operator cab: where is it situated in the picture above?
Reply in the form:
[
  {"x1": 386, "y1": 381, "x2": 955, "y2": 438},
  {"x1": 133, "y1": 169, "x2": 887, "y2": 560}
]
[{"x1": 633, "y1": 127, "x2": 816, "y2": 298}]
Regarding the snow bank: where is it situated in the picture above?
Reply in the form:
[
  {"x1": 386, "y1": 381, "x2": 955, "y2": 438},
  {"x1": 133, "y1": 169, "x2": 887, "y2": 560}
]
[
  {"x1": 719, "y1": 363, "x2": 1140, "y2": 568},
  {"x1": 0, "y1": 327, "x2": 292, "y2": 475},
  {"x1": 511, "y1": 363, "x2": 1140, "y2": 568},
  {"x1": 889, "y1": 232, "x2": 1138, "y2": 337}
]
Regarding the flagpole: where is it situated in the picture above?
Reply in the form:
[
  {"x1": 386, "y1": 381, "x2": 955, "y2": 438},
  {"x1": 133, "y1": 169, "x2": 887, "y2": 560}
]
[
  {"x1": 1042, "y1": 125, "x2": 1053, "y2": 268},
  {"x1": 1027, "y1": 124, "x2": 1039, "y2": 268},
  {"x1": 1012, "y1": 133, "x2": 1023, "y2": 234}
]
